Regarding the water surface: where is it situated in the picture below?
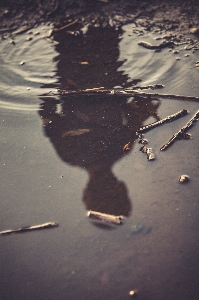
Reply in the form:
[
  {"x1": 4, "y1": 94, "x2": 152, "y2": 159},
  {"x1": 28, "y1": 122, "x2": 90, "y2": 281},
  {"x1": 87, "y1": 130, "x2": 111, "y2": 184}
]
[{"x1": 1, "y1": 23, "x2": 199, "y2": 300}]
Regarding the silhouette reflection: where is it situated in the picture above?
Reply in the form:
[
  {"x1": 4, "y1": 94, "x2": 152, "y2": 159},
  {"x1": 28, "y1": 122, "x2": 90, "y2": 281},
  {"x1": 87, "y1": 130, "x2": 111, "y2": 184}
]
[
  {"x1": 39, "y1": 94, "x2": 159, "y2": 220},
  {"x1": 38, "y1": 26, "x2": 160, "y2": 226}
]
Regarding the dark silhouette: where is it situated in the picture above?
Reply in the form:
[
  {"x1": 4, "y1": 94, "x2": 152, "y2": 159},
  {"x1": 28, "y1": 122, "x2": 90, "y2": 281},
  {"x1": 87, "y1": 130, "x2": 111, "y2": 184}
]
[{"x1": 39, "y1": 26, "x2": 160, "y2": 225}]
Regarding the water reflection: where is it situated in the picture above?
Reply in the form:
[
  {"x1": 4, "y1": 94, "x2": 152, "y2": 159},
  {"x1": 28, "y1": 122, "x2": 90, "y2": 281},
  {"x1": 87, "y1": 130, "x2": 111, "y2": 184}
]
[
  {"x1": 39, "y1": 94, "x2": 159, "y2": 220},
  {"x1": 39, "y1": 26, "x2": 160, "y2": 224}
]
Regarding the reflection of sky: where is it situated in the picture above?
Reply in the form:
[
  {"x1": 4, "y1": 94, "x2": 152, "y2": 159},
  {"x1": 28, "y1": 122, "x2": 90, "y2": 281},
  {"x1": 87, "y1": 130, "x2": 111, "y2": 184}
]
[
  {"x1": 0, "y1": 25, "x2": 59, "y2": 109},
  {"x1": 118, "y1": 23, "x2": 199, "y2": 96}
]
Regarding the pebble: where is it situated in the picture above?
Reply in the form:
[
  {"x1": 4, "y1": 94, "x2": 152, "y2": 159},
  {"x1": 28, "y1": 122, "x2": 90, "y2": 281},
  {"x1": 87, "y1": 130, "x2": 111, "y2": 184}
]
[
  {"x1": 129, "y1": 290, "x2": 137, "y2": 297},
  {"x1": 190, "y1": 27, "x2": 199, "y2": 34}
]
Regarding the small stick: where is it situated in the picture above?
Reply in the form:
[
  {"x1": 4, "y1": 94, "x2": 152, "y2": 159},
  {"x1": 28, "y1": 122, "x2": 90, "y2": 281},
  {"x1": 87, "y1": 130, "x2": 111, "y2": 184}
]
[
  {"x1": 137, "y1": 109, "x2": 188, "y2": 133},
  {"x1": 160, "y1": 110, "x2": 199, "y2": 151},
  {"x1": 43, "y1": 88, "x2": 199, "y2": 102},
  {"x1": 52, "y1": 19, "x2": 78, "y2": 33},
  {"x1": 88, "y1": 210, "x2": 124, "y2": 225},
  {"x1": 0, "y1": 222, "x2": 58, "y2": 235}
]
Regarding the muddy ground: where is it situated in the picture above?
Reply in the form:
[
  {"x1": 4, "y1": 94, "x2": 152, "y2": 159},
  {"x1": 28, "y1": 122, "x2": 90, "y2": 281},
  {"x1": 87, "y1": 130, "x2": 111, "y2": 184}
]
[{"x1": 0, "y1": 0, "x2": 199, "y2": 43}]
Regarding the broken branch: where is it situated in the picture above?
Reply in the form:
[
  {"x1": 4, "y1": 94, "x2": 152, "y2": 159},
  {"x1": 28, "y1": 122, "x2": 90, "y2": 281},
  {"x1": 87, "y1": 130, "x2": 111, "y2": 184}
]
[
  {"x1": 0, "y1": 222, "x2": 58, "y2": 235},
  {"x1": 137, "y1": 109, "x2": 188, "y2": 134},
  {"x1": 43, "y1": 88, "x2": 199, "y2": 102},
  {"x1": 160, "y1": 110, "x2": 199, "y2": 150}
]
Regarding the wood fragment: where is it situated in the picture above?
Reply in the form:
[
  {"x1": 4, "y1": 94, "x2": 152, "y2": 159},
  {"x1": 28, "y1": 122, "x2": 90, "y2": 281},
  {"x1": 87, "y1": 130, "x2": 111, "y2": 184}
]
[
  {"x1": 123, "y1": 142, "x2": 131, "y2": 151},
  {"x1": 0, "y1": 222, "x2": 58, "y2": 235},
  {"x1": 88, "y1": 211, "x2": 124, "y2": 225},
  {"x1": 137, "y1": 109, "x2": 188, "y2": 133},
  {"x1": 160, "y1": 110, "x2": 199, "y2": 151}
]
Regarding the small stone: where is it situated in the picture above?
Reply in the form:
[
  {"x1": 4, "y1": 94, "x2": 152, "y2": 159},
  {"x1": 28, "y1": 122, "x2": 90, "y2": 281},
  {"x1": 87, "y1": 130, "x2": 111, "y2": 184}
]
[
  {"x1": 20, "y1": 61, "x2": 25, "y2": 65},
  {"x1": 179, "y1": 174, "x2": 190, "y2": 183},
  {"x1": 190, "y1": 27, "x2": 199, "y2": 34},
  {"x1": 10, "y1": 40, "x2": 15, "y2": 45},
  {"x1": 173, "y1": 50, "x2": 179, "y2": 54},
  {"x1": 138, "y1": 138, "x2": 148, "y2": 145},
  {"x1": 129, "y1": 290, "x2": 137, "y2": 297},
  {"x1": 26, "y1": 37, "x2": 32, "y2": 41}
]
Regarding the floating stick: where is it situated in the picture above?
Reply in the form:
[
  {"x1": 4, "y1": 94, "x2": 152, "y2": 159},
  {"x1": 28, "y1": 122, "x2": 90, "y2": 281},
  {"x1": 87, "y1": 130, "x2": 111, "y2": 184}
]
[
  {"x1": 0, "y1": 222, "x2": 58, "y2": 235},
  {"x1": 137, "y1": 109, "x2": 188, "y2": 133},
  {"x1": 42, "y1": 88, "x2": 199, "y2": 102},
  {"x1": 88, "y1": 211, "x2": 124, "y2": 225},
  {"x1": 160, "y1": 110, "x2": 199, "y2": 150}
]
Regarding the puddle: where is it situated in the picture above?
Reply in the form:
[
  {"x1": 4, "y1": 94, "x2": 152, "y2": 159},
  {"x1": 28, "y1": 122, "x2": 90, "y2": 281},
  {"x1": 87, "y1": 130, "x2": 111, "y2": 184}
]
[{"x1": 1, "y1": 23, "x2": 199, "y2": 300}]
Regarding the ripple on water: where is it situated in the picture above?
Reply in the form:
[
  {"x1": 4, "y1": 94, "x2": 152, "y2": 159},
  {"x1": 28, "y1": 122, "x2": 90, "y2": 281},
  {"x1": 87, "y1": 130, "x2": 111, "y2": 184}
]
[
  {"x1": 0, "y1": 25, "x2": 59, "y2": 111},
  {"x1": 118, "y1": 23, "x2": 199, "y2": 96}
]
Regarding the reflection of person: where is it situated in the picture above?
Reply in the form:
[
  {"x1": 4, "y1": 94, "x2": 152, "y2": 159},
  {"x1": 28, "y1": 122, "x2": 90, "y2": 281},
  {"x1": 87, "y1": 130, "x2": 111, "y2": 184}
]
[
  {"x1": 38, "y1": 25, "x2": 160, "y2": 224},
  {"x1": 39, "y1": 94, "x2": 159, "y2": 219}
]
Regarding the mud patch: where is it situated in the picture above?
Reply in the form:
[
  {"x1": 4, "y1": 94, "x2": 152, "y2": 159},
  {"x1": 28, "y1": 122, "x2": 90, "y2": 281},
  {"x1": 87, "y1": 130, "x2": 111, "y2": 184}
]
[{"x1": 1, "y1": 0, "x2": 199, "y2": 45}]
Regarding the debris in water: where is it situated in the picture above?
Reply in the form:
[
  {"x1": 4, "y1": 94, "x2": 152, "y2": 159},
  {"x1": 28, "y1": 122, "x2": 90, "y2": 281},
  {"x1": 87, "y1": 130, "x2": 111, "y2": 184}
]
[
  {"x1": 52, "y1": 19, "x2": 78, "y2": 34},
  {"x1": 138, "y1": 40, "x2": 174, "y2": 50},
  {"x1": 88, "y1": 211, "x2": 124, "y2": 225},
  {"x1": 179, "y1": 174, "x2": 190, "y2": 183},
  {"x1": 123, "y1": 142, "x2": 131, "y2": 151},
  {"x1": 160, "y1": 110, "x2": 199, "y2": 150},
  {"x1": 62, "y1": 128, "x2": 90, "y2": 137},
  {"x1": 137, "y1": 109, "x2": 188, "y2": 134},
  {"x1": 140, "y1": 145, "x2": 155, "y2": 161},
  {"x1": 138, "y1": 138, "x2": 148, "y2": 144},
  {"x1": 44, "y1": 87, "x2": 199, "y2": 102},
  {"x1": 146, "y1": 148, "x2": 155, "y2": 160},
  {"x1": 0, "y1": 222, "x2": 58, "y2": 235},
  {"x1": 129, "y1": 289, "x2": 137, "y2": 297}
]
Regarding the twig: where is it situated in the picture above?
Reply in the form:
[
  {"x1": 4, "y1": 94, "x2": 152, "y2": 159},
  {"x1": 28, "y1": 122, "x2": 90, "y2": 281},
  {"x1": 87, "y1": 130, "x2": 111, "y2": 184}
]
[
  {"x1": 160, "y1": 110, "x2": 199, "y2": 151},
  {"x1": 0, "y1": 222, "x2": 58, "y2": 235},
  {"x1": 43, "y1": 88, "x2": 199, "y2": 102},
  {"x1": 137, "y1": 109, "x2": 188, "y2": 133},
  {"x1": 52, "y1": 19, "x2": 78, "y2": 33}
]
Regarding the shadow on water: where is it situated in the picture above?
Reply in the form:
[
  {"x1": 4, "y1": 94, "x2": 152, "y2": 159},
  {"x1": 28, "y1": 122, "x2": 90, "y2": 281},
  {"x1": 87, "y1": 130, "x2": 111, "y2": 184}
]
[{"x1": 39, "y1": 26, "x2": 160, "y2": 226}]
